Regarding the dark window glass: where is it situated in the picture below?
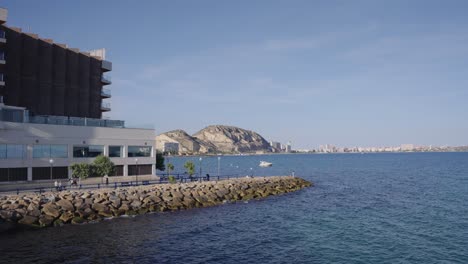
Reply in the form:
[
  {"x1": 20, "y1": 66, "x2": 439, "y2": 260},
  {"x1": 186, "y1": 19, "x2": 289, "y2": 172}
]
[
  {"x1": 73, "y1": 145, "x2": 104, "y2": 158},
  {"x1": 128, "y1": 146, "x2": 152, "y2": 157},
  {"x1": 109, "y1": 146, "x2": 122, "y2": 157}
]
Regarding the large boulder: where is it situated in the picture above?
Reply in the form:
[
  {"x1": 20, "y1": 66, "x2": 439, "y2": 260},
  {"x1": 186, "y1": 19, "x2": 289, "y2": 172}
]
[{"x1": 42, "y1": 203, "x2": 60, "y2": 218}]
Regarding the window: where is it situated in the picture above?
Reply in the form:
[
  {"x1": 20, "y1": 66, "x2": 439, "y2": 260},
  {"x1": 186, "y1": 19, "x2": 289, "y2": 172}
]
[
  {"x1": 0, "y1": 145, "x2": 25, "y2": 159},
  {"x1": 109, "y1": 146, "x2": 122, "y2": 157},
  {"x1": 51, "y1": 145, "x2": 68, "y2": 158},
  {"x1": 0, "y1": 145, "x2": 6, "y2": 159},
  {"x1": 33, "y1": 145, "x2": 68, "y2": 158},
  {"x1": 128, "y1": 146, "x2": 152, "y2": 157},
  {"x1": 73, "y1": 145, "x2": 104, "y2": 158},
  {"x1": 0, "y1": 51, "x2": 5, "y2": 61}
]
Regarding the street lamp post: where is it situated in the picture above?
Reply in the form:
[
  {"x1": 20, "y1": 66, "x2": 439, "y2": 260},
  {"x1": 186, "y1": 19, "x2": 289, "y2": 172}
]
[
  {"x1": 135, "y1": 158, "x2": 139, "y2": 185},
  {"x1": 199, "y1": 157, "x2": 202, "y2": 181},
  {"x1": 217, "y1": 156, "x2": 221, "y2": 178},
  {"x1": 49, "y1": 159, "x2": 54, "y2": 180}
]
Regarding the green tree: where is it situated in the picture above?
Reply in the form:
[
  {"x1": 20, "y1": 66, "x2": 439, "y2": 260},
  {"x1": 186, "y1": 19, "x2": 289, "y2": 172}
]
[
  {"x1": 167, "y1": 163, "x2": 174, "y2": 175},
  {"x1": 184, "y1": 161, "x2": 195, "y2": 176},
  {"x1": 156, "y1": 152, "x2": 165, "y2": 171},
  {"x1": 70, "y1": 163, "x2": 92, "y2": 179},
  {"x1": 93, "y1": 155, "x2": 115, "y2": 179}
]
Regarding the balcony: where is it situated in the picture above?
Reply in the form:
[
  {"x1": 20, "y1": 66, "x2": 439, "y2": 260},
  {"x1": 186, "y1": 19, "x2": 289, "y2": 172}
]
[
  {"x1": 101, "y1": 60, "x2": 112, "y2": 72},
  {"x1": 101, "y1": 74, "x2": 111, "y2": 85},
  {"x1": 0, "y1": 30, "x2": 5, "y2": 44},
  {"x1": 101, "y1": 88, "x2": 111, "y2": 98},
  {"x1": 101, "y1": 102, "x2": 111, "y2": 112},
  {"x1": 0, "y1": 51, "x2": 5, "y2": 64}
]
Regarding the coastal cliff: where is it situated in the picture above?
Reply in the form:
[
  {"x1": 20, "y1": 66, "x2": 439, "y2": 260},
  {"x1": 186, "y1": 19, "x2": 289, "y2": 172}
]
[
  {"x1": 156, "y1": 125, "x2": 272, "y2": 154},
  {"x1": 194, "y1": 125, "x2": 272, "y2": 153},
  {"x1": 0, "y1": 176, "x2": 312, "y2": 229},
  {"x1": 156, "y1": 129, "x2": 216, "y2": 154}
]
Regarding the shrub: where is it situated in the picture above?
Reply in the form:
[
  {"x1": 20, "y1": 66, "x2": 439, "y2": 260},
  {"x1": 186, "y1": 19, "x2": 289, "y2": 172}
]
[
  {"x1": 168, "y1": 175, "x2": 176, "y2": 184},
  {"x1": 184, "y1": 161, "x2": 195, "y2": 176},
  {"x1": 70, "y1": 163, "x2": 91, "y2": 179},
  {"x1": 93, "y1": 155, "x2": 115, "y2": 177}
]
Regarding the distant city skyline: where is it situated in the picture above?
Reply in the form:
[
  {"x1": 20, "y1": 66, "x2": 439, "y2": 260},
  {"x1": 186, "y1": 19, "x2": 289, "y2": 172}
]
[{"x1": 3, "y1": 0, "x2": 468, "y2": 148}]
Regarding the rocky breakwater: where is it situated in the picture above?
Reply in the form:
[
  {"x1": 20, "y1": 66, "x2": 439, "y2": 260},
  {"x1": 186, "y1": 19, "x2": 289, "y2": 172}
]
[{"x1": 0, "y1": 176, "x2": 312, "y2": 229}]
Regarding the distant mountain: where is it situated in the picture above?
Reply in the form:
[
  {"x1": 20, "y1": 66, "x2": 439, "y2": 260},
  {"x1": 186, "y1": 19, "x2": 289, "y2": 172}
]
[
  {"x1": 156, "y1": 129, "x2": 216, "y2": 154},
  {"x1": 194, "y1": 125, "x2": 271, "y2": 153},
  {"x1": 156, "y1": 125, "x2": 272, "y2": 154}
]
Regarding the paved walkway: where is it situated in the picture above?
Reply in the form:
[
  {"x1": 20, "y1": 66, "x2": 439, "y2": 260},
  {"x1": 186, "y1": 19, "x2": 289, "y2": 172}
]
[{"x1": 0, "y1": 175, "x2": 159, "y2": 192}]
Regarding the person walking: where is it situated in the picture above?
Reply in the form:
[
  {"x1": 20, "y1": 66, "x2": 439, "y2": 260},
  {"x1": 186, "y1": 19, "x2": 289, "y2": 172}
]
[{"x1": 54, "y1": 180, "x2": 58, "y2": 191}]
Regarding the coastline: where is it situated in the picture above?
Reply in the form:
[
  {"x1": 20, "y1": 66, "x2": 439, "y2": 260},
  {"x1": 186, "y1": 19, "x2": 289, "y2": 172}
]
[{"x1": 0, "y1": 176, "x2": 312, "y2": 230}]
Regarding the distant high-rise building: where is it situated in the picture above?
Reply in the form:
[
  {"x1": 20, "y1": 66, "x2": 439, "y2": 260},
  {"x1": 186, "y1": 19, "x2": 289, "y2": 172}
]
[
  {"x1": 285, "y1": 141, "x2": 292, "y2": 153},
  {"x1": 400, "y1": 144, "x2": 415, "y2": 151},
  {"x1": 270, "y1": 141, "x2": 281, "y2": 152}
]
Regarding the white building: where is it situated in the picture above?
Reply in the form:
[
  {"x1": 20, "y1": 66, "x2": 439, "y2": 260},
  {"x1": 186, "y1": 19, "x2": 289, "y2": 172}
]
[
  {"x1": 0, "y1": 105, "x2": 155, "y2": 182},
  {"x1": 163, "y1": 142, "x2": 179, "y2": 154}
]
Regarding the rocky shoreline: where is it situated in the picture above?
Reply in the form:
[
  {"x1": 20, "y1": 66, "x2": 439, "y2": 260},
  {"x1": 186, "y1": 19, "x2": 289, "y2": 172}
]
[{"x1": 0, "y1": 176, "x2": 312, "y2": 229}]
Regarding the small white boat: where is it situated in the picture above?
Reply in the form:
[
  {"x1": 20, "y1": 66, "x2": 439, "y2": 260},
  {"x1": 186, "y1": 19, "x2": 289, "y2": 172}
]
[{"x1": 259, "y1": 161, "x2": 273, "y2": 167}]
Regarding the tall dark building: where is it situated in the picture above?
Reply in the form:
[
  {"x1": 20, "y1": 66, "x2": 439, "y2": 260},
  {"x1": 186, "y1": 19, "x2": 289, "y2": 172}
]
[
  {"x1": 0, "y1": 8, "x2": 112, "y2": 119},
  {"x1": 0, "y1": 8, "x2": 156, "y2": 183}
]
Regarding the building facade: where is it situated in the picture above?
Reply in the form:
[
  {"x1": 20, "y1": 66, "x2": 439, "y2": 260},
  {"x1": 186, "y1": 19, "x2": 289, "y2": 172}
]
[
  {"x1": 0, "y1": 119, "x2": 155, "y2": 181},
  {"x1": 0, "y1": 8, "x2": 156, "y2": 182},
  {"x1": 0, "y1": 8, "x2": 111, "y2": 119},
  {"x1": 163, "y1": 142, "x2": 180, "y2": 154}
]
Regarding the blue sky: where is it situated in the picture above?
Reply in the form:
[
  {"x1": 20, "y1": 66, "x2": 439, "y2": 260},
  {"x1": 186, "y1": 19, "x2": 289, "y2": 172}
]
[{"x1": 3, "y1": 0, "x2": 468, "y2": 148}]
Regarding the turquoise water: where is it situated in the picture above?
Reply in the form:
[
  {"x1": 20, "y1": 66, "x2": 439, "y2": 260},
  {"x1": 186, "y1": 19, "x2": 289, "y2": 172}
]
[{"x1": 1, "y1": 153, "x2": 467, "y2": 263}]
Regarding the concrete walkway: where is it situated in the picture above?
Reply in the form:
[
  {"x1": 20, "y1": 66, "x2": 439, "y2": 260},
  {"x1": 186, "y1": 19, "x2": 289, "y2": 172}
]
[{"x1": 0, "y1": 175, "x2": 159, "y2": 192}]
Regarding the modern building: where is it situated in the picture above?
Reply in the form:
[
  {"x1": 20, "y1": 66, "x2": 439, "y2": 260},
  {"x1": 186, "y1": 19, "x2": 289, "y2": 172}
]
[
  {"x1": 285, "y1": 141, "x2": 292, "y2": 153},
  {"x1": 269, "y1": 141, "x2": 281, "y2": 152},
  {"x1": 162, "y1": 142, "x2": 179, "y2": 154},
  {"x1": 0, "y1": 8, "x2": 155, "y2": 182},
  {"x1": 0, "y1": 8, "x2": 111, "y2": 118}
]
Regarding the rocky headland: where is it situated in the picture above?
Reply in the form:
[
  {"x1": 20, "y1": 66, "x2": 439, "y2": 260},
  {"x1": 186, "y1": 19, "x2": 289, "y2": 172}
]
[
  {"x1": 0, "y1": 176, "x2": 312, "y2": 229},
  {"x1": 156, "y1": 125, "x2": 272, "y2": 154}
]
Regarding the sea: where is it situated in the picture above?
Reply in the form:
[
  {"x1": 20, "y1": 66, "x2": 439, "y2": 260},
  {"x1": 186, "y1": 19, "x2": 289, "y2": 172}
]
[{"x1": 0, "y1": 153, "x2": 467, "y2": 264}]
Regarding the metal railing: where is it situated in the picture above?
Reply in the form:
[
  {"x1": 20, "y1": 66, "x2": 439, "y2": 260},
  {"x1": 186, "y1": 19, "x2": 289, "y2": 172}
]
[{"x1": 0, "y1": 173, "x2": 254, "y2": 195}]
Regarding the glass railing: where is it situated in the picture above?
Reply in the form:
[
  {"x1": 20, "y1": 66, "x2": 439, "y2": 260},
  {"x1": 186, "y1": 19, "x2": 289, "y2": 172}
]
[
  {"x1": 101, "y1": 74, "x2": 111, "y2": 84},
  {"x1": 27, "y1": 115, "x2": 124, "y2": 128},
  {"x1": 0, "y1": 104, "x2": 124, "y2": 127},
  {"x1": 101, "y1": 88, "x2": 111, "y2": 97},
  {"x1": 101, "y1": 102, "x2": 111, "y2": 109}
]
